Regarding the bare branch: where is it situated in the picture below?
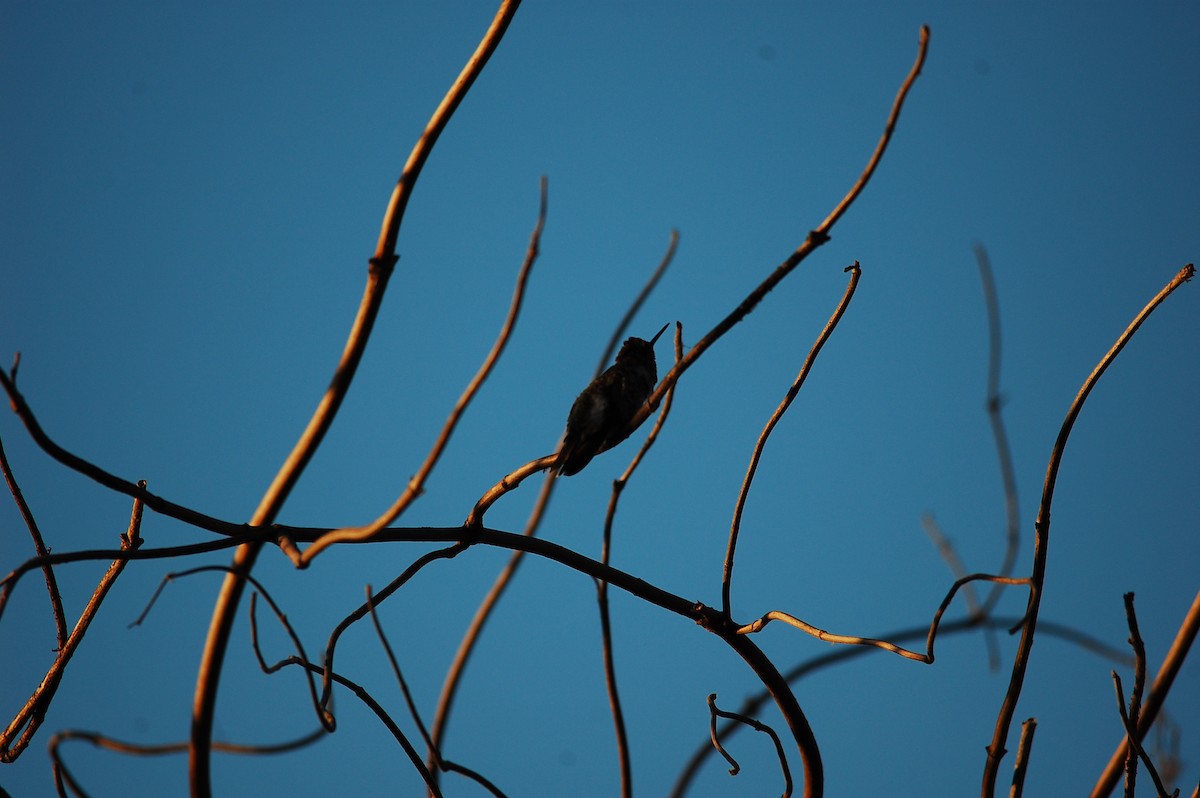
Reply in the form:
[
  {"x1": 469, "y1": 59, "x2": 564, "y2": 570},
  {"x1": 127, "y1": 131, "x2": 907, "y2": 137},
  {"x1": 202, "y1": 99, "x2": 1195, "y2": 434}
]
[
  {"x1": 0, "y1": 370, "x2": 243, "y2": 537},
  {"x1": 431, "y1": 236, "x2": 681, "y2": 792},
  {"x1": 723, "y1": 262, "x2": 861, "y2": 617},
  {"x1": 672, "y1": 614, "x2": 1135, "y2": 798},
  {"x1": 1122, "y1": 593, "x2": 1148, "y2": 796},
  {"x1": 597, "y1": 323, "x2": 683, "y2": 798},
  {"x1": 634, "y1": 26, "x2": 931, "y2": 432},
  {"x1": 0, "y1": 429, "x2": 66, "y2": 646},
  {"x1": 1112, "y1": 674, "x2": 1179, "y2": 798},
  {"x1": 983, "y1": 263, "x2": 1195, "y2": 798},
  {"x1": 736, "y1": 574, "x2": 1031, "y2": 664},
  {"x1": 1092, "y1": 587, "x2": 1200, "y2": 798},
  {"x1": 188, "y1": 3, "x2": 523, "y2": 793},
  {"x1": 299, "y1": 174, "x2": 547, "y2": 562},
  {"x1": 973, "y1": 244, "x2": 1022, "y2": 615},
  {"x1": 1008, "y1": 719, "x2": 1036, "y2": 798},
  {"x1": 365, "y1": 586, "x2": 507, "y2": 798},
  {"x1": 707, "y1": 693, "x2": 793, "y2": 797},
  {"x1": 1, "y1": 490, "x2": 144, "y2": 762}
]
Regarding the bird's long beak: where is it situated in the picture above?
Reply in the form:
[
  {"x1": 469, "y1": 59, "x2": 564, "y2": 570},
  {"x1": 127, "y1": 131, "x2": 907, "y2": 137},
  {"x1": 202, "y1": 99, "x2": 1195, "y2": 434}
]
[{"x1": 649, "y1": 323, "x2": 670, "y2": 346}]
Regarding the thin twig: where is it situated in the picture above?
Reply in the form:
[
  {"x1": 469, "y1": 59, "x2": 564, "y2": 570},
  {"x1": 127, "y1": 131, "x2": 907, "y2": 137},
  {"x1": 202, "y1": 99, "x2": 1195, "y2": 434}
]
[
  {"x1": 736, "y1": 573, "x2": 1031, "y2": 664},
  {"x1": 632, "y1": 26, "x2": 930, "y2": 437},
  {"x1": 1, "y1": 490, "x2": 144, "y2": 763},
  {"x1": 1008, "y1": 719, "x2": 1036, "y2": 798},
  {"x1": 188, "y1": 4, "x2": 522, "y2": 794},
  {"x1": 1092, "y1": 587, "x2": 1200, "y2": 798},
  {"x1": 0, "y1": 429, "x2": 67, "y2": 646},
  {"x1": 723, "y1": 262, "x2": 860, "y2": 617},
  {"x1": 1112, "y1": 674, "x2": 1179, "y2": 798},
  {"x1": 465, "y1": 228, "x2": 680, "y2": 527},
  {"x1": 0, "y1": 369, "x2": 241, "y2": 537},
  {"x1": 300, "y1": 174, "x2": 547, "y2": 562},
  {"x1": 983, "y1": 263, "x2": 1195, "y2": 798},
  {"x1": 973, "y1": 244, "x2": 1021, "y2": 616},
  {"x1": 922, "y1": 512, "x2": 1000, "y2": 669},
  {"x1": 49, "y1": 727, "x2": 326, "y2": 798},
  {"x1": 1123, "y1": 593, "x2": 1147, "y2": 797},
  {"x1": 594, "y1": 229, "x2": 679, "y2": 376},
  {"x1": 597, "y1": 323, "x2": 682, "y2": 798},
  {"x1": 364, "y1": 586, "x2": 506, "y2": 797},
  {"x1": 707, "y1": 693, "x2": 793, "y2": 797},
  {"x1": 429, "y1": 237, "x2": 680, "y2": 792},
  {"x1": 671, "y1": 614, "x2": 1135, "y2": 798},
  {"x1": 320, "y1": 544, "x2": 469, "y2": 710}
]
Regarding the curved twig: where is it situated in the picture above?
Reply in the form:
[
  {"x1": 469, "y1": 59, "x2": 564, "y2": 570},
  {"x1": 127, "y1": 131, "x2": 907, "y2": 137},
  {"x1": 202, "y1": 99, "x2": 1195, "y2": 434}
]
[
  {"x1": 300, "y1": 174, "x2": 546, "y2": 563},
  {"x1": 320, "y1": 543, "x2": 469, "y2": 710},
  {"x1": 429, "y1": 235, "x2": 681, "y2": 791},
  {"x1": 189, "y1": 4, "x2": 522, "y2": 793},
  {"x1": 50, "y1": 727, "x2": 326, "y2": 798},
  {"x1": 982, "y1": 263, "x2": 1195, "y2": 797},
  {"x1": 723, "y1": 263, "x2": 861, "y2": 617},
  {"x1": 365, "y1": 586, "x2": 507, "y2": 798},
  {"x1": 0, "y1": 369, "x2": 241, "y2": 537},
  {"x1": 671, "y1": 614, "x2": 1135, "y2": 798},
  {"x1": 0, "y1": 429, "x2": 67, "y2": 646},
  {"x1": 594, "y1": 229, "x2": 679, "y2": 375},
  {"x1": 632, "y1": 26, "x2": 930, "y2": 434},
  {"x1": 973, "y1": 244, "x2": 1022, "y2": 615},
  {"x1": 707, "y1": 693, "x2": 793, "y2": 796},
  {"x1": 736, "y1": 573, "x2": 1031, "y2": 664},
  {"x1": 597, "y1": 323, "x2": 682, "y2": 798}
]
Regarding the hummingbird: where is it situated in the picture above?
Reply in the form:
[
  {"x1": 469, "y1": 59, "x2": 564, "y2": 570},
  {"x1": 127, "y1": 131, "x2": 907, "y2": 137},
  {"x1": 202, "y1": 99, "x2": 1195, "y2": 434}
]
[{"x1": 552, "y1": 323, "x2": 670, "y2": 477}]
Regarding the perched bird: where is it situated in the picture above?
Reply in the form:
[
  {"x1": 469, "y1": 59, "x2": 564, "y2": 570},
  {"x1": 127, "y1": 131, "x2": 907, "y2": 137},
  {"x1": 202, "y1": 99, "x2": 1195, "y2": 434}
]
[{"x1": 553, "y1": 323, "x2": 669, "y2": 477}]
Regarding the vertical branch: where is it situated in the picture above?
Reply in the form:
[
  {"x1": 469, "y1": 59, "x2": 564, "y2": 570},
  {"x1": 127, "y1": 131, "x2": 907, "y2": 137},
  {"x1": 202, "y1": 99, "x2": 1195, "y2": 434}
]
[
  {"x1": 298, "y1": 173, "x2": 546, "y2": 562},
  {"x1": 1091, "y1": 587, "x2": 1200, "y2": 798},
  {"x1": 188, "y1": 3, "x2": 522, "y2": 795},
  {"x1": 1122, "y1": 593, "x2": 1147, "y2": 796},
  {"x1": 597, "y1": 323, "x2": 682, "y2": 798},
  {"x1": 722, "y1": 263, "x2": 860, "y2": 617},
  {"x1": 973, "y1": 245, "x2": 1022, "y2": 615},
  {"x1": 981, "y1": 264, "x2": 1194, "y2": 798},
  {"x1": 427, "y1": 238, "x2": 678, "y2": 791},
  {"x1": 0, "y1": 427, "x2": 67, "y2": 647},
  {"x1": 1008, "y1": 719, "x2": 1036, "y2": 798},
  {"x1": 1, "y1": 488, "x2": 144, "y2": 762}
]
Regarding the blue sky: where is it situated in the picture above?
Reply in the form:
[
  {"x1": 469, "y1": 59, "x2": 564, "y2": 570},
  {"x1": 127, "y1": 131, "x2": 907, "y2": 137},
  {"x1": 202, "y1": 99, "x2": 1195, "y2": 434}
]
[{"x1": 2, "y1": 3, "x2": 1198, "y2": 796}]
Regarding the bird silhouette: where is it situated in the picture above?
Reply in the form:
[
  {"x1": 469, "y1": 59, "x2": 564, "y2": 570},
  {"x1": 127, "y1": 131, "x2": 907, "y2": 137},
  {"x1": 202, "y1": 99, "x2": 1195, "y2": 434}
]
[{"x1": 553, "y1": 323, "x2": 669, "y2": 476}]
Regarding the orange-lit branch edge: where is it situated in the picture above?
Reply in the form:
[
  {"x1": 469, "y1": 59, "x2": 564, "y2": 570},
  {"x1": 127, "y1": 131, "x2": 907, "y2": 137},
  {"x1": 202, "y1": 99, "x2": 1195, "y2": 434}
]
[{"x1": 982, "y1": 262, "x2": 1195, "y2": 798}]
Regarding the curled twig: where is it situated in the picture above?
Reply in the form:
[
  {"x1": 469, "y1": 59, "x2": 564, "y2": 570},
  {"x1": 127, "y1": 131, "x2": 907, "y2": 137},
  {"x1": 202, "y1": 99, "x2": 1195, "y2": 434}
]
[
  {"x1": 736, "y1": 573, "x2": 1031, "y2": 664},
  {"x1": 707, "y1": 693, "x2": 793, "y2": 797}
]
